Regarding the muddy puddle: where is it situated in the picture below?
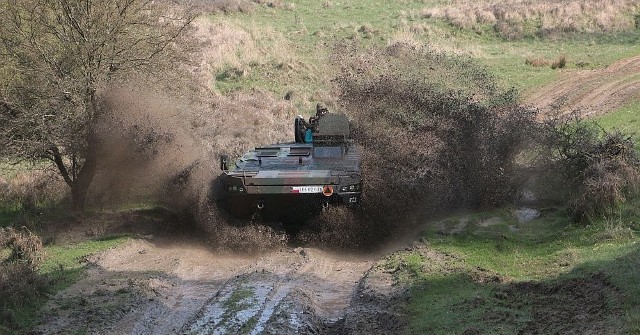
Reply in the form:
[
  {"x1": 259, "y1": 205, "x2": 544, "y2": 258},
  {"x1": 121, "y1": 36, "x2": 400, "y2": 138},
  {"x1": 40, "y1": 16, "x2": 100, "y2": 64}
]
[{"x1": 35, "y1": 238, "x2": 406, "y2": 335}]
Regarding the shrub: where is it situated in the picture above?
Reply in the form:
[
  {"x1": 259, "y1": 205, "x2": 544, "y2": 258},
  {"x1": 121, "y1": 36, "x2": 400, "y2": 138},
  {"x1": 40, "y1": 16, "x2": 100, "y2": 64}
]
[
  {"x1": 494, "y1": 20, "x2": 524, "y2": 40},
  {"x1": 525, "y1": 57, "x2": 550, "y2": 67},
  {"x1": 551, "y1": 55, "x2": 567, "y2": 69},
  {"x1": 333, "y1": 43, "x2": 538, "y2": 232},
  {"x1": 0, "y1": 227, "x2": 43, "y2": 265},
  {"x1": 0, "y1": 227, "x2": 47, "y2": 330},
  {"x1": 541, "y1": 118, "x2": 640, "y2": 222}
]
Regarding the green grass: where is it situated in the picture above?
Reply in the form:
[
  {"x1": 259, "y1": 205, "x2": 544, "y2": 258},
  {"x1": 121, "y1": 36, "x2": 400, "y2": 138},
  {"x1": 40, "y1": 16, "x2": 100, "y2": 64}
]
[
  {"x1": 389, "y1": 208, "x2": 640, "y2": 334},
  {"x1": 596, "y1": 99, "x2": 640, "y2": 145},
  {"x1": 41, "y1": 236, "x2": 131, "y2": 290},
  {"x1": 470, "y1": 32, "x2": 640, "y2": 94},
  {"x1": 1, "y1": 236, "x2": 130, "y2": 334},
  {"x1": 0, "y1": 204, "x2": 22, "y2": 228}
]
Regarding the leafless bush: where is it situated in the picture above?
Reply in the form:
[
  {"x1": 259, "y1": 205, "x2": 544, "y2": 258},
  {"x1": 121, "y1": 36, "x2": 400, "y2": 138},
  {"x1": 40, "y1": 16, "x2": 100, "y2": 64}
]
[
  {"x1": 332, "y1": 43, "x2": 538, "y2": 238},
  {"x1": 0, "y1": 227, "x2": 47, "y2": 329},
  {"x1": 540, "y1": 118, "x2": 640, "y2": 222},
  {"x1": 551, "y1": 55, "x2": 567, "y2": 69},
  {"x1": 494, "y1": 20, "x2": 524, "y2": 40},
  {"x1": 0, "y1": 227, "x2": 43, "y2": 266}
]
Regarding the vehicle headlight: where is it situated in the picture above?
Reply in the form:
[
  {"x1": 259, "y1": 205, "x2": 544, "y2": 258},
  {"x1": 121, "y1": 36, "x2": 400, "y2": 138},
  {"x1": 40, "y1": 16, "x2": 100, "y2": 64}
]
[
  {"x1": 227, "y1": 185, "x2": 246, "y2": 193},
  {"x1": 340, "y1": 183, "x2": 361, "y2": 192}
]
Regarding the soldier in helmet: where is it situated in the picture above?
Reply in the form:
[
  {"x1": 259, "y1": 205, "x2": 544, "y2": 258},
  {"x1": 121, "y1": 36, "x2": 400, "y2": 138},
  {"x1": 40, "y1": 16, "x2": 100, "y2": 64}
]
[
  {"x1": 316, "y1": 102, "x2": 329, "y2": 117},
  {"x1": 301, "y1": 103, "x2": 329, "y2": 143},
  {"x1": 309, "y1": 103, "x2": 328, "y2": 125}
]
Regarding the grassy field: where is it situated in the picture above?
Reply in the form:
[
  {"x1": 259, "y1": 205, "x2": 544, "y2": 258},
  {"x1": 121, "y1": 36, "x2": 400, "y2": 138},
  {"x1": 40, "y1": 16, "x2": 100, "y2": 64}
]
[
  {"x1": 385, "y1": 205, "x2": 640, "y2": 334},
  {"x1": 597, "y1": 99, "x2": 640, "y2": 145},
  {"x1": 203, "y1": 0, "x2": 640, "y2": 104}
]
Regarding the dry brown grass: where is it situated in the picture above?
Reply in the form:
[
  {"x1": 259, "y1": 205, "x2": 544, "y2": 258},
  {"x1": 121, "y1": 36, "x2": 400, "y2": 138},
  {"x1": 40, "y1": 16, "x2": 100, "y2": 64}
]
[
  {"x1": 0, "y1": 227, "x2": 47, "y2": 328},
  {"x1": 166, "y1": 0, "x2": 256, "y2": 14},
  {"x1": 418, "y1": 0, "x2": 640, "y2": 38},
  {"x1": 525, "y1": 54, "x2": 567, "y2": 69},
  {"x1": 0, "y1": 167, "x2": 66, "y2": 211},
  {"x1": 193, "y1": 18, "x2": 301, "y2": 92},
  {"x1": 525, "y1": 57, "x2": 550, "y2": 67}
]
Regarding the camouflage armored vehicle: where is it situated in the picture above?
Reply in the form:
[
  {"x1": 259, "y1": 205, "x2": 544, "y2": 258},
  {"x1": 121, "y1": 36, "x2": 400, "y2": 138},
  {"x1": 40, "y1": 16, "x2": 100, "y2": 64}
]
[{"x1": 218, "y1": 113, "x2": 362, "y2": 222}]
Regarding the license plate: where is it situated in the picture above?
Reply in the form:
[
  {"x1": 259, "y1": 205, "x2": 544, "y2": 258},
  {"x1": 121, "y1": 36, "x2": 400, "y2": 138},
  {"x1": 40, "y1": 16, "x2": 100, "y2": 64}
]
[{"x1": 291, "y1": 186, "x2": 322, "y2": 193}]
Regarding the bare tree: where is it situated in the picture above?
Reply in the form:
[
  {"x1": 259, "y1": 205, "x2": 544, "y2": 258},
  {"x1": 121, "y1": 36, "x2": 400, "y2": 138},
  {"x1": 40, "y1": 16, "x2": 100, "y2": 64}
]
[{"x1": 0, "y1": 0, "x2": 196, "y2": 210}]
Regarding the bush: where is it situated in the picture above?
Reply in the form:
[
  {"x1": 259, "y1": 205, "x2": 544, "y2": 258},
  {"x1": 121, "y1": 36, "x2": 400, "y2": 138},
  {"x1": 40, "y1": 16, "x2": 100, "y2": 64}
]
[
  {"x1": 0, "y1": 227, "x2": 48, "y2": 331},
  {"x1": 541, "y1": 118, "x2": 640, "y2": 222},
  {"x1": 551, "y1": 55, "x2": 567, "y2": 69},
  {"x1": 525, "y1": 57, "x2": 549, "y2": 67},
  {"x1": 333, "y1": 43, "x2": 538, "y2": 233},
  {"x1": 0, "y1": 227, "x2": 43, "y2": 265}
]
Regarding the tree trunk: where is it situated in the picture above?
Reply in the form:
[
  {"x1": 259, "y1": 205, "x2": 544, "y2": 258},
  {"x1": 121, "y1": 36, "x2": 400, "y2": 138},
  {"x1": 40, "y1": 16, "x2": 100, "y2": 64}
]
[
  {"x1": 51, "y1": 144, "x2": 98, "y2": 212},
  {"x1": 70, "y1": 147, "x2": 98, "y2": 212}
]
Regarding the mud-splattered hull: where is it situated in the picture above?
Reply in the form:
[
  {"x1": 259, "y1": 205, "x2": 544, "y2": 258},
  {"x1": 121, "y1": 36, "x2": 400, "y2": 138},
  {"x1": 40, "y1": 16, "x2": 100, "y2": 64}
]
[{"x1": 218, "y1": 142, "x2": 362, "y2": 222}]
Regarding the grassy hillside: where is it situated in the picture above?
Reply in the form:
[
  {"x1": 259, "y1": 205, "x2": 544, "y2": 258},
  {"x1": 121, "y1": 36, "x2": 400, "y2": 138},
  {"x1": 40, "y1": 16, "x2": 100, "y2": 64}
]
[{"x1": 202, "y1": 0, "x2": 640, "y2": 104}]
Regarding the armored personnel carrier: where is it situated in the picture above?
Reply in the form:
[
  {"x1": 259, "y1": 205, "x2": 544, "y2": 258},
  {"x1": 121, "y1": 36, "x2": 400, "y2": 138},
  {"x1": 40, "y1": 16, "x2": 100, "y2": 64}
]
[{"x1": 218, "y1": 113, "x2": 362, "y2": 221}]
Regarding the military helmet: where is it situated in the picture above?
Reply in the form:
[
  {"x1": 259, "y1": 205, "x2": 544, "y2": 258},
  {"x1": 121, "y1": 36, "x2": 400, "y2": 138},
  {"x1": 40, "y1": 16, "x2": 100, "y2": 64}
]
[{"x1": 316, "y1": 102, "x2": 328, "y2": 116}]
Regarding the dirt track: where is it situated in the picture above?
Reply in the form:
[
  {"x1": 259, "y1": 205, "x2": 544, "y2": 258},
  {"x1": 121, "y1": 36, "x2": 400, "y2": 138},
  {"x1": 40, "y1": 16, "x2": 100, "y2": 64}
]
[
  {"x1": 525, "y1": 55, "x2": 640, "y2": 117},
  {"x1": 35, "y1": 230, "x2": 406, "y2": 335}
]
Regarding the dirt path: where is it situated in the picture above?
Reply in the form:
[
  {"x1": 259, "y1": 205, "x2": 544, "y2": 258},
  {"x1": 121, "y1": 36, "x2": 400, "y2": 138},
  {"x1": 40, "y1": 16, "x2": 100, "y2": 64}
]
[
  {"x1": 525, "y1": 55, "x2": 640, "y2": 117},
  {"x1": 35, "y1": 236, "x2": 406, "y2": 335}
]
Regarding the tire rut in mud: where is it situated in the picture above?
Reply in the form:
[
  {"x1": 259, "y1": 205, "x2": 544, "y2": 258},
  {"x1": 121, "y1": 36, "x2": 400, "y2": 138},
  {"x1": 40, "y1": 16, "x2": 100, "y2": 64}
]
[
  {"x1": 35, "y1": 239, "x2": 408, "y2": 335},
  {"x1": 180, "y1": 247, "x2": 407, "y2": 335}
]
